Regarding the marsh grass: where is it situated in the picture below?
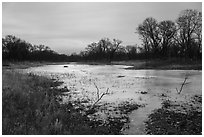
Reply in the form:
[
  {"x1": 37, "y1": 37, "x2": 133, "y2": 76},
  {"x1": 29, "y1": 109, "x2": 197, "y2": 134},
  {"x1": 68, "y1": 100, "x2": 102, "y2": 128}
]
[
  {"x1": 123, "y1": 58, "x2": 202, "y2": 70},
  {"x1": 3, "y1": 70, "x2": 89, "y2": 134},
  {"x1": 2, "y1": 70, "x2": 85, "y2": 134}
]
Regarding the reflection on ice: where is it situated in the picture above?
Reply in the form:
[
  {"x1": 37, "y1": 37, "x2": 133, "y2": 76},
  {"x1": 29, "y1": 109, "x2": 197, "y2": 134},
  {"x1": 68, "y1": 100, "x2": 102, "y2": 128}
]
[{"x1": 23, "y1": 64, "x2": 201, "y2": 104}]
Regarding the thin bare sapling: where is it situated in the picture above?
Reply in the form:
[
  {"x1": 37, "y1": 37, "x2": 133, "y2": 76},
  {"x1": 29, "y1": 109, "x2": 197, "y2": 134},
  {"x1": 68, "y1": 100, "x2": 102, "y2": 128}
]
[{"x1": 176, "y1": 74, "x2": 189, "y2": 94}]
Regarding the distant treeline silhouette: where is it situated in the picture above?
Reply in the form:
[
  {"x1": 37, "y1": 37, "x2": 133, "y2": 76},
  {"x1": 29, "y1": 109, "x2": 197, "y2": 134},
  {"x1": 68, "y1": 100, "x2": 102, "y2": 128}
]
[
  {"x1": 2, "y1": 35, "x2": 69, "y2": 62},
  {"x1": 77, "y1": 9, "x2": 201, "y2": 61},
  {"x1": 2, "y1": 9, "x2": 201, "y2": 62}
]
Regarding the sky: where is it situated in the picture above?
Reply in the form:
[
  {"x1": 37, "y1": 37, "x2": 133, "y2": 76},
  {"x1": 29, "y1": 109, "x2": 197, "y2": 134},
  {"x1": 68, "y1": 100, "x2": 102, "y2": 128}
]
[{"x1": 2, "y1": 2, "x2": 202, "y2": 55}]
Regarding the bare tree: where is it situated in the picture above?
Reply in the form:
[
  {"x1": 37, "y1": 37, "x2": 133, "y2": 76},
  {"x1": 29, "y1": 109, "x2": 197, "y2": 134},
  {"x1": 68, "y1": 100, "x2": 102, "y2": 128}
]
[
  {"x1": 158, "y1": 20, "x2": 177, "y2": 57},
  {"x1": 108, "y1": 39, "x2": 122, "y2": 62},
  {"x1": 176, "y1": 9, "x2": 202, "y2": 58},
  {"x1": 84, "y1": 38, "x2": 122, "y2": 61},
  {"x1": 137, "y1": 17, "x2": 160, "y2": 56},
  {"x1": 85, "y1": 42, "x2": 98, "y2": 54},
  {"x1": 98, "y1": 38, "x2": 112, "y2": 59}
]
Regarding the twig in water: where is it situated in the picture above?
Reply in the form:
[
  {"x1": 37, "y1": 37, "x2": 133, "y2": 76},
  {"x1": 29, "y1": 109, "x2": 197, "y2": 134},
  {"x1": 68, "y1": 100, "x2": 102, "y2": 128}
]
[
  {"x1": 176, "y1": 75, "x2": 188, "y2": 94},
  {"x1": 94, "y1": 82, "x2": 100, "y2": 100}
]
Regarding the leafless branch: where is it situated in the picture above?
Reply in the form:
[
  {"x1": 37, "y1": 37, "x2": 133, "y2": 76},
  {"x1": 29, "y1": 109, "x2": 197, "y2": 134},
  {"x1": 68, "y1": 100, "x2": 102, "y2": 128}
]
[
  {"x1": 176, "y1": 75, "x2": 188, "y2": 94},
  {"x1": 91, "y1": 83, "x2": 109, "y2": 109},
  {"x1": 94, "y1": 82, "x2": 100, "y2": 99}
]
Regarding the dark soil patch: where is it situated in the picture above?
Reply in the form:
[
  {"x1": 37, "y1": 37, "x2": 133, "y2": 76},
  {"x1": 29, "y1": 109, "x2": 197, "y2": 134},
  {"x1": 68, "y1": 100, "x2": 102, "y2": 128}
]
[
  {"x1": 145, "y1": 95, "x2": 202, "y2": 135},
  {"x1": 118, "y1": 101, "x2": 144, "y2": 114},
  {"x1": 85, "y1": 101, "x2": 145, "y2": 134}
]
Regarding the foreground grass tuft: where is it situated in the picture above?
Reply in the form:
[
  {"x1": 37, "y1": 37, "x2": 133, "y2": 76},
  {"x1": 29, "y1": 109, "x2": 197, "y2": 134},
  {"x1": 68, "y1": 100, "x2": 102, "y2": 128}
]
[{"x1": 3, "y1": 70, "x2": 84, "y2": 134}]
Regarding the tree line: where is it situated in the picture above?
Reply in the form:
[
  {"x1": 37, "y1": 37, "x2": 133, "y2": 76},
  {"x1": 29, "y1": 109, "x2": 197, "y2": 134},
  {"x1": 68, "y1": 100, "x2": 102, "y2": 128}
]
[
  {"x1": 137, "y1": 9, "x2": 201, "y2": 59},
  {"x1": 2, "y1": 9, "x2": 201, "y2": 62},
  {"x1": 2, "y1": 35, "x2": 69, "y2": 62},
  {"x1": 77, "y1": 9, "x2": 202, "y2": 61}
]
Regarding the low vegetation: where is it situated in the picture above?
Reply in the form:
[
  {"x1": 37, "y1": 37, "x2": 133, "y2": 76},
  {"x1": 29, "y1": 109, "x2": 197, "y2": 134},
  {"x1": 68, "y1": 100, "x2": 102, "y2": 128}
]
[
  {"x1": 124, "y1": 58, "x2": 202, "y2": 70},
  {"x1": 2, "y1": 70, "x2": 91, "y2": 134},
  {"x1": 145, "y1": 96, "x2": 202, "y2": 135},
  {"x1": 3, "y1": 70, "x2": 82, "y2": 134},
  {"x1": 2, "y1": 69, "x2": 142, "y2": 135}
]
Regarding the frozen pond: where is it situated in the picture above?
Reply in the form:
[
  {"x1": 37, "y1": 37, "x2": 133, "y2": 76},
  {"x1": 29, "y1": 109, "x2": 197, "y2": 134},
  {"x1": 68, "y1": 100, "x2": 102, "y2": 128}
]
[{"x1": 22, "y1": 63, "x2": 202, "y2": 134}]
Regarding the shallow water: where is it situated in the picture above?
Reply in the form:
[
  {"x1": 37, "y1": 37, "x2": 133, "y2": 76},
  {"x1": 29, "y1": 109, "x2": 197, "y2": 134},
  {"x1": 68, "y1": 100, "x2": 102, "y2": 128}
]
[{"x1": 23, "y1": 63, "x2": 202, "y2": 134}]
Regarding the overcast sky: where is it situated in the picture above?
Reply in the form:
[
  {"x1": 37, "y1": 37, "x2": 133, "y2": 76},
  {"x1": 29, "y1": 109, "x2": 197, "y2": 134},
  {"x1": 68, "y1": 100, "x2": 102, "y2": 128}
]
[{"x1": 2, "y1": 2, "x2": 202, "y2": 55}]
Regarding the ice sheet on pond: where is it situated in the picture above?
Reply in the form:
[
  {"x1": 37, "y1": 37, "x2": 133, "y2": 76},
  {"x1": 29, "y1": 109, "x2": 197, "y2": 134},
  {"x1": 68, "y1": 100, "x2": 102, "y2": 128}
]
[{"x1": 23, "y1": 63, "x2": 202, "y2": 104}]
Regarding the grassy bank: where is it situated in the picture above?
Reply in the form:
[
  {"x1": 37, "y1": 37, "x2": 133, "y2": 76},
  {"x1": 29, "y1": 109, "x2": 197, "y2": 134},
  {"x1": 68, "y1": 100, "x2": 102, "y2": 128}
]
[
  {"x1": 3, "y1": 69, "x2": 91, "y2": 134},
  {"x1": 113, "y1": 58, "x2": 202, "y2": 70},
  {"x1": 145, "y1": 95, "x2": 202, "y2": 135},
  {"x1": 3, "y1": 68, "x2": 141, "y2": 135},
  {"x1": 75, "y1": 58, "x2": 201, "y2": 70}
]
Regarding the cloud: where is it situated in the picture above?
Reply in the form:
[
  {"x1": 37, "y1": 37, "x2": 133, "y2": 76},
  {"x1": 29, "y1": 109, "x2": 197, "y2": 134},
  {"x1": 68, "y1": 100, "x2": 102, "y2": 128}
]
[{"x1": 2, "y1": 2, "x2": 202, "y2": 54}]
